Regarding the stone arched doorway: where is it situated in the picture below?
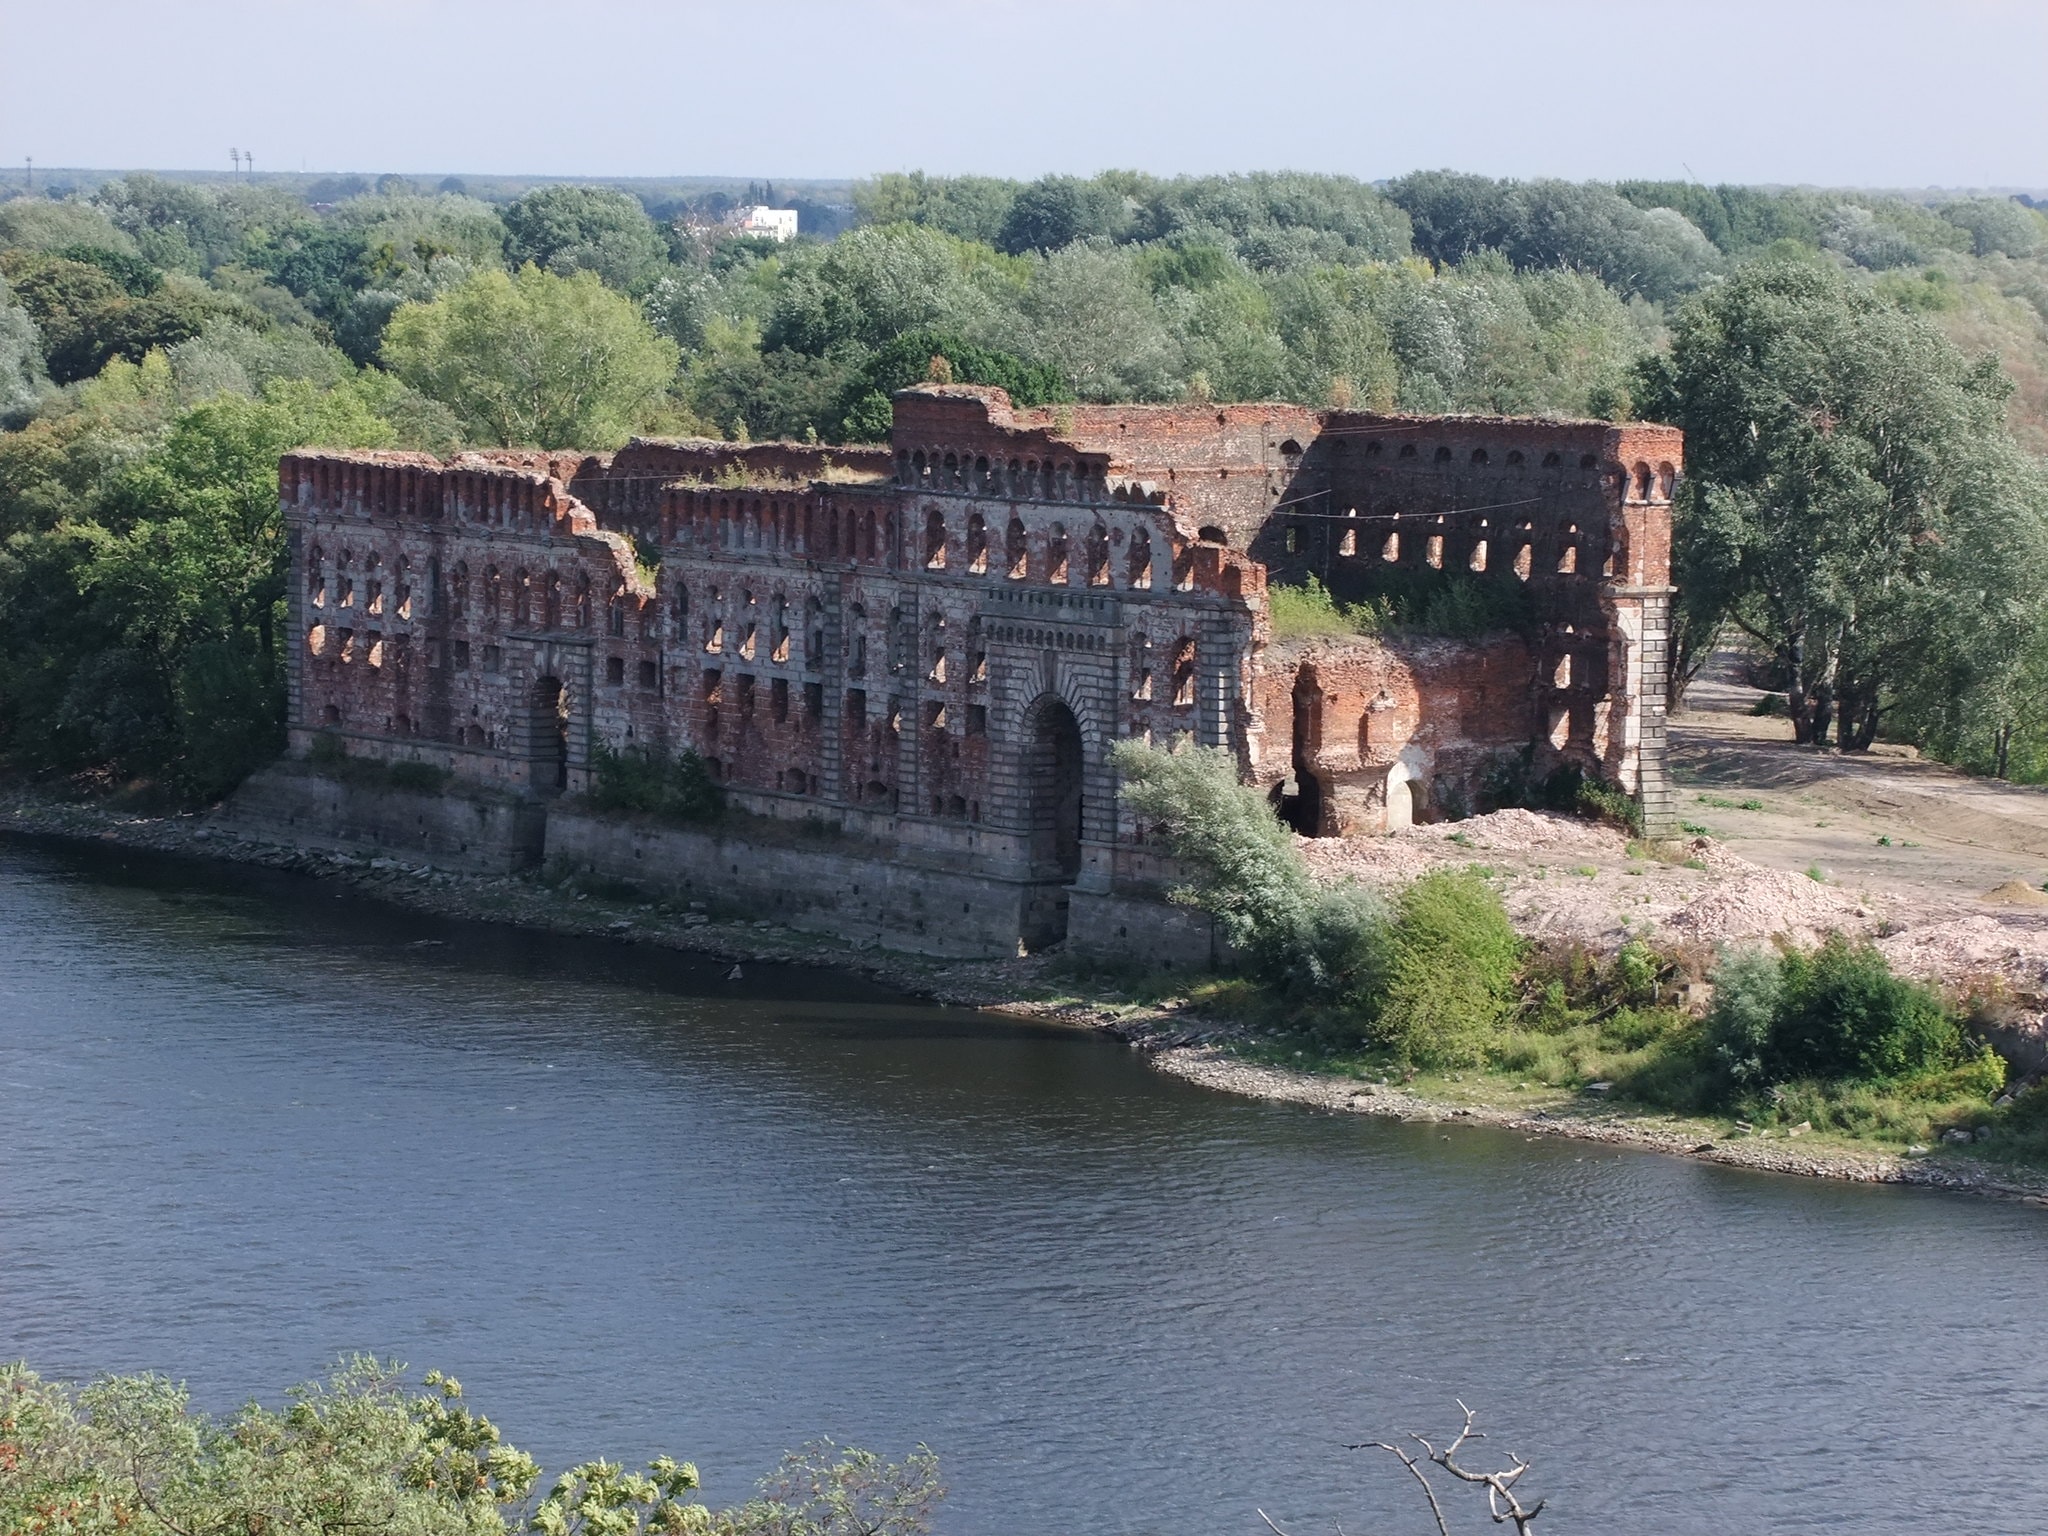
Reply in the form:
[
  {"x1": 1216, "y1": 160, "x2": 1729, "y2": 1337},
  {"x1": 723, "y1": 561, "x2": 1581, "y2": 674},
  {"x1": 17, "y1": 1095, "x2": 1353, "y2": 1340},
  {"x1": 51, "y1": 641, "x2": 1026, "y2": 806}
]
[
  {"x1": 1019, "y1": 696, "x2": 1085, "y2": 951},
  {"x1": 1385, "y1": 761, "x2": 1414, "y2": 830},
  {"x1": 1027, "y1": 697, "x2": 1084, "y2": 880},
  {"x1": 528, "y1": 675, "x2": 568, "y2": 794}
]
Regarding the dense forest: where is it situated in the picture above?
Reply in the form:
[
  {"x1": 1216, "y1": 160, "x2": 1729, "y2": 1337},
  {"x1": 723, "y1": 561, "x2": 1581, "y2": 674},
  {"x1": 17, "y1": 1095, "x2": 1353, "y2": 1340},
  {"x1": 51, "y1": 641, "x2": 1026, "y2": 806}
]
[{"x1": 1, "y1": 168, "x2": 2046, "y2": 798}]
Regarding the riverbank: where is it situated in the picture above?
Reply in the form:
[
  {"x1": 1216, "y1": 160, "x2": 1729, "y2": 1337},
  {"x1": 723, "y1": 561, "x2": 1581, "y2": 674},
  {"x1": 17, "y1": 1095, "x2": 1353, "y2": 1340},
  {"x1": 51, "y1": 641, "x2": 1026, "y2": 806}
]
[{"x1": 5, "y1": 783, "x2": 2047, "y2": 1204}]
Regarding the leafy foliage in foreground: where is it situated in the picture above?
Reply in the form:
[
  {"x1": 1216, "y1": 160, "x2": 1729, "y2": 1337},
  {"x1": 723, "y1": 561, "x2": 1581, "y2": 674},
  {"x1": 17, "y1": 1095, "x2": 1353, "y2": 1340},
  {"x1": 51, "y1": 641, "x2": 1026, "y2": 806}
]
[{"x1": 0, "y1": 1358, "x2": 943, "y2": 1536}]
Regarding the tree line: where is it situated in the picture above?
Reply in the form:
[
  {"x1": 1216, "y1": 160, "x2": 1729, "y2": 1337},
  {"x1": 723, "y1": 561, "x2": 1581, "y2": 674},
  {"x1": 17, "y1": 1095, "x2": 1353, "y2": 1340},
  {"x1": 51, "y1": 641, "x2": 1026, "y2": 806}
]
[{"x1": 0, "y1": 169, "x2": 2046, "y2": 798}]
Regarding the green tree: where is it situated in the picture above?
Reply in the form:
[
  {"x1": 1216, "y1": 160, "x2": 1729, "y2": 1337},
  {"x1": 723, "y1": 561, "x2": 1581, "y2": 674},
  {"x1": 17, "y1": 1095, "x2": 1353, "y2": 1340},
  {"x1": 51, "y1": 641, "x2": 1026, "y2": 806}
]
[
  {"x1": 763, "y1": 224, "x2": 1023, "y2": 358},
  {"x1": 1638, "y1": 256, "x2": 2048, "y2": 748},
  {"x1": 0, "y1": 373, "x2": 407, "y2": 797},
  {"x1": 501, "y1": 184, "x2": 665, "y2": 292},
  {"x1": 2, "y1": 252, "x2": 224, "y2": 384},
  {"x1": 1010, "y1": 243, "x2": 1180, "y2": 401},
  {"x1": 832, "y1": 328, "x2": 1067, "y2": 441},
  {"x1": 0, "y1": 272, "x2": 44, "y2": 419},
  {"x1": 1110, "y1": 738, "x2": 1387, "y2": 1001},
  {"x1": 853, "y1": 172, "x2": 1020, "y2": 246},
  {"x1": 996, "y1": 175, "x2": 1131, "y2": 254},
  {"x1": 382, "y1": 266, "x2": 680, "y2": 449},
  {"x1": 0, "y1": 1359, "x2": 943, "y2": 1536}
]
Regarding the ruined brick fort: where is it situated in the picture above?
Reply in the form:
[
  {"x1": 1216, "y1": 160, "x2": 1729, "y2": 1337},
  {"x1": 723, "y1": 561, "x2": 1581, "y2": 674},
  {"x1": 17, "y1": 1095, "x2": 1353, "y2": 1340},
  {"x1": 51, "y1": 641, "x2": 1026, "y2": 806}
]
[{"x1": 239, "y1": 386, "x2": 1681, "y2": 960}]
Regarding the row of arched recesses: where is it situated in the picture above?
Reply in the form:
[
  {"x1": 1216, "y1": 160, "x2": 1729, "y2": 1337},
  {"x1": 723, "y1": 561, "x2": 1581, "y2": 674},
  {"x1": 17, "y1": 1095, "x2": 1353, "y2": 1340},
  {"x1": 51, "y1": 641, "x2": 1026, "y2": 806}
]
[
  {"x1": 692, "y1": 585, "x2": 822, "y2": 670},
  {"x1": 899, "y1": 448, "x2": 1143, "y2": 506},
  {"x1": 1296, "y1": 511, "x2": 1625, "y2": 582},
  {"x1": 306, "y1": 544, "x2": 652, "y2": 639},
  {"x1": 1629, "y1": 461, "x2": 1678, "y2": 502},
  {"x1": 921, "y1": 509, "x2": 1178, "y2": 591}
]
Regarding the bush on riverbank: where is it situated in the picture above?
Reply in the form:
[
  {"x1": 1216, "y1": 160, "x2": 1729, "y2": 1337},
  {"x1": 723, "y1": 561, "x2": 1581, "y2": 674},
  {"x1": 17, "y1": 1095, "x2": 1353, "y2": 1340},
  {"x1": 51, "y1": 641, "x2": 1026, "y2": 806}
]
[
  {"x1": 1111, "y1": 739, "x2": 2012, "y2": 1146},
  {"x1": 0, "y1": 1358, "x2": 943, "y2": 1536}
]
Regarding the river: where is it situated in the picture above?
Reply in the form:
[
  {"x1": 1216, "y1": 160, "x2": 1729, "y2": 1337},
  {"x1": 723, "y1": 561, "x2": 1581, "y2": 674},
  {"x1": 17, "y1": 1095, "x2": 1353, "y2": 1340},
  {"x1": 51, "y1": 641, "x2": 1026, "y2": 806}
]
[{"x1": 3, "y1": 832, "x2": 2045, "y2": 1534}]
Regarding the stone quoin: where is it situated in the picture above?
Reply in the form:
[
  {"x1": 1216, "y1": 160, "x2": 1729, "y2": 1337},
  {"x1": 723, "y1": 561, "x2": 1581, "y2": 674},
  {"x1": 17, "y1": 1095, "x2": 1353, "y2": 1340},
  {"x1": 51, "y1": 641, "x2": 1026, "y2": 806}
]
[{"x1": 249, "y1": 385, "x2": 1679, "y2": 958}]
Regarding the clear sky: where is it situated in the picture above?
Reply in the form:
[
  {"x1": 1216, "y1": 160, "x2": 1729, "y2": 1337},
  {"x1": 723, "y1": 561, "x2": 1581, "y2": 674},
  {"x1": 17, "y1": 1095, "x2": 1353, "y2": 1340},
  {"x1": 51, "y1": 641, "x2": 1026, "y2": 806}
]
[{"x1": 4, "y1": 0, "x2": 2043, "y2": 189}]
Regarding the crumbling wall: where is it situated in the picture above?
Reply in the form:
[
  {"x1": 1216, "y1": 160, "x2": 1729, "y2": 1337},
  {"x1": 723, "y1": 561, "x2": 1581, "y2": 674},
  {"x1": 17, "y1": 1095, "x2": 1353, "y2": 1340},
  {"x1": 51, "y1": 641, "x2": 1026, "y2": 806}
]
[{"x1": 267, "y1": 384, "x2": 1680, "y2": 955}]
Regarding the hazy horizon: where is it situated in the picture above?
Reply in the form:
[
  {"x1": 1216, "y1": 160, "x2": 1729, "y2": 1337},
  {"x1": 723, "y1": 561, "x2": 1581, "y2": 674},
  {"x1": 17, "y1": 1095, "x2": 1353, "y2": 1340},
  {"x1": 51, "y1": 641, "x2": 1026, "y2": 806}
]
[{"x1": 3, "y1": 0, "x2": 2042, "y2": 190}]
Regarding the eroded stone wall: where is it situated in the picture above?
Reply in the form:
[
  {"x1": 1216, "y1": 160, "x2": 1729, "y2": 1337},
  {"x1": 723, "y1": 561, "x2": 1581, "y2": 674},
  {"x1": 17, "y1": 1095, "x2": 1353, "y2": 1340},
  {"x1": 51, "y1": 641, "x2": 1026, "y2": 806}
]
[{"x1": 272, "y1": 386, "x2": 1679, "y2": 955}]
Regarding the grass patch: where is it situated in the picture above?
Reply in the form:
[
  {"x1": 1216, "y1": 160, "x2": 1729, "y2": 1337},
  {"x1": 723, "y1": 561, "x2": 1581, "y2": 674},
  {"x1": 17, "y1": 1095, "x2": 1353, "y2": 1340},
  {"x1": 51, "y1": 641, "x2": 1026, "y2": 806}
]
[
  {"x1": 306, "y1": 734, "x2": 452, "y2": 794},
  {"x1": 1697, "y1": 793, "x2": 1766, "y2": 812},
  {"x1": 1267, "y1": 576, "x2": 1385, "y2": 640}
]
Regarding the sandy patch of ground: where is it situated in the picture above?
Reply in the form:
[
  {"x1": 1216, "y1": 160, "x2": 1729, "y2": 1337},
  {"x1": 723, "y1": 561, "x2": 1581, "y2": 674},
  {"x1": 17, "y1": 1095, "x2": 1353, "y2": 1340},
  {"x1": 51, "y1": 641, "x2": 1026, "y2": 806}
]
[{"x1": 1292, "y1": 647, "x2": 2048, "y2": 1010}]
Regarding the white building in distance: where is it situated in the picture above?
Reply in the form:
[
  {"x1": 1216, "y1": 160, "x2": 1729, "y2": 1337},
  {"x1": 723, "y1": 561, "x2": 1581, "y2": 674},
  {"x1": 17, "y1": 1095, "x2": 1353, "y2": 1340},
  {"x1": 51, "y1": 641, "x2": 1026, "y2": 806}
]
[{"x1": 728, "y1": 205, "x2": 798, "y2": 242}]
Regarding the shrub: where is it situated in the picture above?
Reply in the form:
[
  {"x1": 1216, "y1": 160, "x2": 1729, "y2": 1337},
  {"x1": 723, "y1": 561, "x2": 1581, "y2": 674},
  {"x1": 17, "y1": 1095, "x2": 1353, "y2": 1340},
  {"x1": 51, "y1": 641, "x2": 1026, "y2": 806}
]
[
  {"x1": 1773, "y1": 937, "x2": 1964, "y2": 1082},
  {"x1": 1575, "y1": 775, "x2": 1644, "y2": 837},
  {"x1": 1707, "y1": 937, "x2": 1979, "y2": 1090},
  {"x1": 1375, "y1": 868, "x2": 1524, "y2": 1067},
  {"x1": 1266, "y1": 575, "x2": 1381, "y2": 639},
  {"x1": 1111, "y1": 737, "x2": 1389, "y2": 1003},
  {"x1": 589, "y1": 743, "x2": 724, "y2": 823}
]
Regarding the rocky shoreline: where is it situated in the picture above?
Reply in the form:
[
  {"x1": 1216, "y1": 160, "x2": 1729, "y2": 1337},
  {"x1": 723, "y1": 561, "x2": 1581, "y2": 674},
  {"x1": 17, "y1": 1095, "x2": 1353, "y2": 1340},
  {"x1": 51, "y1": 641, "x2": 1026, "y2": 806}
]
[{"x1": 5, "y1": 785, "x2": 2046, "y2": 1207}]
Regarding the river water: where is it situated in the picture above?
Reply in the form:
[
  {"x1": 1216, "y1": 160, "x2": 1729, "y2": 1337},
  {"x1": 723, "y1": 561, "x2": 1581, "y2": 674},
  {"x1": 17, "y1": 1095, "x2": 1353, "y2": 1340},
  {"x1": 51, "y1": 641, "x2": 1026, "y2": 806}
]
[{"x1": 3, "y1": 833, "x2": 2045, "y2": 1534}]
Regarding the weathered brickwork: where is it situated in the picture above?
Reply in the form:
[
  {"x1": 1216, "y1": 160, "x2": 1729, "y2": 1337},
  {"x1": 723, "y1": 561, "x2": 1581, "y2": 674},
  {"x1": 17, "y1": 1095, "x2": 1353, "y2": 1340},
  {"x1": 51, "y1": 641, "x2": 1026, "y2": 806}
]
[{"x1": 275, "y1": 386, "x2": 1678, "y2": 952}]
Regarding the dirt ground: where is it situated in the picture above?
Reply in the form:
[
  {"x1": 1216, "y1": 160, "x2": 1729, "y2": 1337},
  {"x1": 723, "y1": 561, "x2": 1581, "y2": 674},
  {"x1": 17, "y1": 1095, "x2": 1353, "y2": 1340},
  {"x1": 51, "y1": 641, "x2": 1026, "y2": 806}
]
[{"x1": 1297, "y1": 647, "x2": 2048, "y2": 1014}]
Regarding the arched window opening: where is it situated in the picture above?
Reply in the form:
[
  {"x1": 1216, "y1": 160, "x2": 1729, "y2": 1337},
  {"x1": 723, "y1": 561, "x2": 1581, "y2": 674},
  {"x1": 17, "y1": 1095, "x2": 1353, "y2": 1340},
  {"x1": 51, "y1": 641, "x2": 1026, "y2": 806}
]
[
  {"x1": 967, "y1": 513, "x2": 988, "y2": 574},
  {"x1": 1171, "y1": 638, "x2": 1197, "y2": 707},
  {"x1": 1087, "y1": 523, "x2": 1111, "y2": 586},
  {"x1": 1513, "y1": 543, "x2": 1533, "y2": 581},
  {"x1": 1558, "y1": 524, "x2": 1580, "y2": 574},
  {"x1": 1426, "y1": 534, "x2": 1444, "y2": 569},
  {"x1": 1555, "y1": 654, "x2": 1573, "y2": 689},
  {"x1": 1657, "y1": 462, "x2": 1676, "y2": 499},
  {"x1": 1470, "y1": 447, "x2": 1488, "y2": 465},
  {"x1": 1048, "y1": 523, "x2": 1070, "y2": 584},
  {"x1": 1468, "y1": 539, "x2": 1489, "y2": 573},
  {"x1": 1007, "y1": 517, "x2": 1029, "y2": 579},
  {"x1": 1633, "y1": 463, "x2": 1654, "y2": 500},
  {"x1": 1506, "y1": 450, "x2": 1525, "y2": 467},
  {"x1": 924, "y1": 509, "x2": 947, "y2": 570},
  {"x1": 1381, "y1": 531, "x2": 1400, "y2": 562},
  {"x1": 1434, "y1": 445, "x2": 1452, "y2": 463},
  {"x1": 1541, "y1": 451, "x2": 1562, "y2": 468},
  {"x1": 1338, "y1": 509, "x2": 1358, "y2": 557},
  {"x1": 1127, "y1": 527, "x2": 1153, "y2": 589},
  {"x1": 1198, "y1": 524, "x2": 1227, "y2": 546}
]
